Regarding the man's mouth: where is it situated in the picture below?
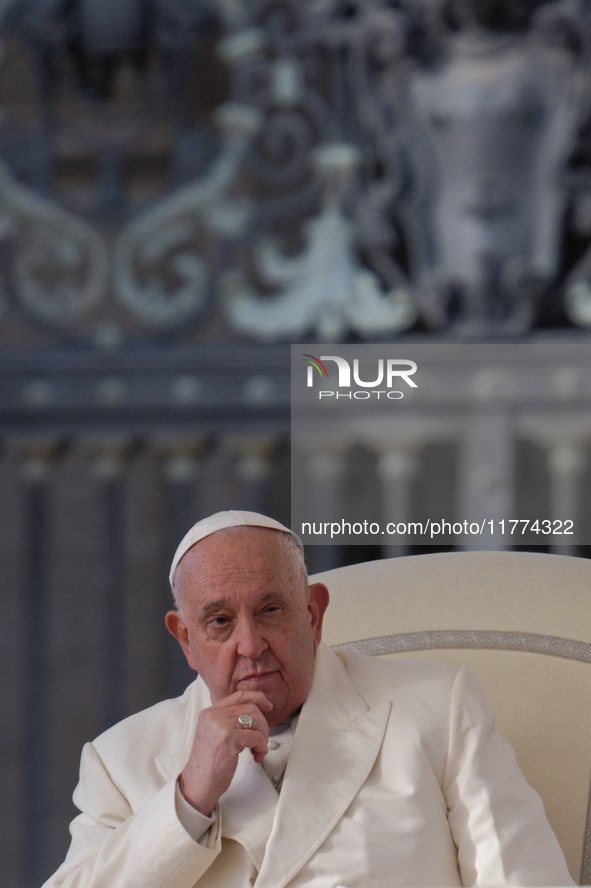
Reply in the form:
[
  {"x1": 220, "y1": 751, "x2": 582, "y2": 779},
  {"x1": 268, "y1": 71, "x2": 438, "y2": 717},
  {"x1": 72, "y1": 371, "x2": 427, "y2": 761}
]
[{"x1": 237, "y1": 671, "x2": 278, "y2": 685}]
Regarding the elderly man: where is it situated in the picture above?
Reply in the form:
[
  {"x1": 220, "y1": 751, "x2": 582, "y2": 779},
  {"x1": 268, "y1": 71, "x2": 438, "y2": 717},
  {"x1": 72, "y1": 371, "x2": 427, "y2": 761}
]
[{"x1": 43, "y1": 510, "x2": 573, "y2": 888}]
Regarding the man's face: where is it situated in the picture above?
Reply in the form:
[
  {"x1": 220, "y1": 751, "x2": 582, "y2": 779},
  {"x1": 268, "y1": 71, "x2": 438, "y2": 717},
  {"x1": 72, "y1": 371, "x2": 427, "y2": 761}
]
[{"x1": 166, "y1": 527, "x2": 329, "y2": 727}]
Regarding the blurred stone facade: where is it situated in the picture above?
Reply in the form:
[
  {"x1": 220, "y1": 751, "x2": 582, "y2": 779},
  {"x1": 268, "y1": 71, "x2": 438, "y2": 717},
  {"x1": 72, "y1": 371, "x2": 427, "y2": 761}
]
[{"x1": 2, "y1": 1, "x2": 591, "y2": 884}]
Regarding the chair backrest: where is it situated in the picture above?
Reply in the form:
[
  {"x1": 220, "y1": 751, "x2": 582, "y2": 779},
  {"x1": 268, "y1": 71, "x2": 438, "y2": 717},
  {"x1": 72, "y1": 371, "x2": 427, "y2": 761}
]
[{"x1": 312, "y1": 550, "x2": 591, "y2": 885}]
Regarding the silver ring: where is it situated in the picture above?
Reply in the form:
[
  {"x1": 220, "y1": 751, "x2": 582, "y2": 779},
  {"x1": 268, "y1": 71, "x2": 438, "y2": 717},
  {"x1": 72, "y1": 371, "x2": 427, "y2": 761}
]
[{"x1": 238, "y1": 713, "x2": 254, "y2": 729}]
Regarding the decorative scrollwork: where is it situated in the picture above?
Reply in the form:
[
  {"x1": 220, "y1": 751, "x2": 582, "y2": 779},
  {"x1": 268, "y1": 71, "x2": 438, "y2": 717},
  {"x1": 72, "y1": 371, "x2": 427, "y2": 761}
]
[
  {"x1": 223, "y1": 143, "x2": 416, "y2": 340},
  {"x1": 1, "y1": 0, "x2": 591, "y2": 338},
  {"x1": 113, "y1": 103, "x2": 261, "y2": 327},
  {"x1": 222, "y1": 9, "x2": 337, "y2": 222},
  {"x1": 248, "y1": 103, "x2": 332, "y2": 190},
  {"x1": 356, "y1": 0, "x2": 591, "y2": 333},
  {"x1": 0, "y1": 160, "x2": 107, "y2": 325}
]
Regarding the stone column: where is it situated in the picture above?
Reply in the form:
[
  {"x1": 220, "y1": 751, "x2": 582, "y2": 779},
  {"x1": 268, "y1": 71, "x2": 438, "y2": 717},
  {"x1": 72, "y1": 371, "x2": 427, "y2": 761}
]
[
  {"x1": 300, "y1": 443, "x2": 348, "y2": 573},
  {"x1": 160, "y1": 438, "x2": 206, "y2": 545},
  {"x1": 519, "y1": 416, "x2": 590, "y2": 554},
  {"x1": 547, "y1": 441, "x2": 587, "y2": 555},
  {"x1": 457, "y1": 411, "x2": 514, "y2": 549},
  {"x1": 85, "y1": 439, "x2": 132, "y2": 731},
  {"x1": 376, "y1": 446, "x2": 420, "y2": 557},
  {"x1": 159, "y1": 437, "x2": 206, "y2": 696},
  {"x1": 225, "y1": 436, "x2": 279, "y2": 514},
  {"x1": 18, "y1": 440, "x2": 59, "y2": 888}
]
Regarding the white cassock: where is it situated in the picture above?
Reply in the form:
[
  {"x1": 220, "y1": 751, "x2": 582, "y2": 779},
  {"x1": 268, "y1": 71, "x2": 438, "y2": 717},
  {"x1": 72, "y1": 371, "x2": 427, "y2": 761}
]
[{"x1": 42, "y1": 642, "x2": 574, "y2": 888}]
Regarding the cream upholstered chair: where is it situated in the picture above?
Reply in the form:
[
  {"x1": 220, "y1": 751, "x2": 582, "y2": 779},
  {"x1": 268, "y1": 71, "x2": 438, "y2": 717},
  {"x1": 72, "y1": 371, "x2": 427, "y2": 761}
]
[{"x1": 312, "y1": 551, "x2": 591, "y2": 885}]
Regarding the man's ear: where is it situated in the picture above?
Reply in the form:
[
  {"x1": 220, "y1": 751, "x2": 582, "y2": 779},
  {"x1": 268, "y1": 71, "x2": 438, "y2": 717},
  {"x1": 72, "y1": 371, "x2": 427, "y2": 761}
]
[
  {"x1": 308, "y1": 583, "x2": 330, "y2": 646},
  {"x1": 165, "y1": 611, "x2": 197, "y2": 670}
]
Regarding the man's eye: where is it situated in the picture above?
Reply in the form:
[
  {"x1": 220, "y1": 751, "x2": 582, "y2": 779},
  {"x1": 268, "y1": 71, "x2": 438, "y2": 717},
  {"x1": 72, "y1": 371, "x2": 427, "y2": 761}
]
[{"x1": 209, "y1": 616, "x2": 230, "y2": 627}]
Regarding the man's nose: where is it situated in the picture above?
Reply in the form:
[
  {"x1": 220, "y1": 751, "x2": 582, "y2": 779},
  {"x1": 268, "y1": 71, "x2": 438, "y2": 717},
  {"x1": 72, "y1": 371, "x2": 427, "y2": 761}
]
[{"x1": 235, "y1": 618, "x2": 268, "y2": 659}]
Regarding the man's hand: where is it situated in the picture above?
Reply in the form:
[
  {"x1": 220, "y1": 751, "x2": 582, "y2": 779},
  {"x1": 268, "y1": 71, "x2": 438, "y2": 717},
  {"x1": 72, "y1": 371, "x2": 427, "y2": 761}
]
[{"x1": 178, "y1": 690, "x2": 273, "y2": 816}]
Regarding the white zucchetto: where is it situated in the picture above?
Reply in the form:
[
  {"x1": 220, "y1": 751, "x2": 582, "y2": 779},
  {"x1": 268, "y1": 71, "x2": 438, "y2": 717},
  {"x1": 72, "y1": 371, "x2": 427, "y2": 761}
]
[{"x1": 169, "y1": 509, "x2": 303, "y2": 587}]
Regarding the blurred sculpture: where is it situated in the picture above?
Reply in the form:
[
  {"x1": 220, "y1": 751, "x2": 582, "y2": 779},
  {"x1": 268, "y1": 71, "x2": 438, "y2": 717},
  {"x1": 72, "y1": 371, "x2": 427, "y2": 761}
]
[
  {"x1": 398, "y1": 0, "x2": 591, "y2": 332},
  {"x1": 1, "y1": 0, "x2": 591, "y2": 337},
  {"x1": 223, "y1": 0, "x2": 591, "y2": 337},
  {"x1": 309, "y1": 0, "x2": 591, "y2": 334},
  {"x1": 224, "y1": 143, "x2": 417, "y2": 340}
]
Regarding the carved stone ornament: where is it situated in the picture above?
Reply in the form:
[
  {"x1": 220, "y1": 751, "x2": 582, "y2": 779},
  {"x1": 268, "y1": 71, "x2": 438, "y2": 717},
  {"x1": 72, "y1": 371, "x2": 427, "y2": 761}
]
[
  {"x1": 220, "y1": 0, "x2": 591, "y2": 337},
  {"x1": 397, "y1": 6, "x2": 591, "y2": 333},
  {"x1": 0, "y1": 159, "x2": 107, "y2": 325},
  {"x1": 1, "y1": 0, "x2": 591, "y2": 337},
  {"x1": 223, "y1": 144, "x2": 417, "y2": 340},
  {"x1": 113, "y1": 103, "x2": 261, "y2": 327}
]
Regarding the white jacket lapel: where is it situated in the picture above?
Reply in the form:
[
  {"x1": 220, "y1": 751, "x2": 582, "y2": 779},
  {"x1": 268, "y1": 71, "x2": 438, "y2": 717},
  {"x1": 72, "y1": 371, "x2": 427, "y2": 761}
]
[
  {"x1": 219, "y1": 750, "x2": 279, "y2": 870},
  {"x1": 255, "y1": 643, "x2": 391, "y2": 888},
  {"x1": 154, "y1": 646, "x2": 390, "y2": 888},
  {"x1": 155, "y1": 675, "x2": 278, "y2": 872},
  {"x1": 155, "y1": 676, "x2": 210, "y2": 781}
]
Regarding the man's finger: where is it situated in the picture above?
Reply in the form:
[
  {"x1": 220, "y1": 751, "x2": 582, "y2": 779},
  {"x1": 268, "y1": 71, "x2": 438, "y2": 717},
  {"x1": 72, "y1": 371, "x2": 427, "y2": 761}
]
[
  {"x1": 233, "y1": 726, "x2": 269, "y2": 762},
  {"x1": 215, "y1": 690, "x2": 274, "y2": 712}
]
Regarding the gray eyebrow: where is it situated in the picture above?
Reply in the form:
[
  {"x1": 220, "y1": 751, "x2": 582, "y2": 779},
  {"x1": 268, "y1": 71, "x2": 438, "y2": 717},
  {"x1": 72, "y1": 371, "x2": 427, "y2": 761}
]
[
  {"x1": 199, "y1": 592, "x2": 289, "y2": 617},
  {"x1": 199, "y1": 599, "x2": 227, "y2": 617}
]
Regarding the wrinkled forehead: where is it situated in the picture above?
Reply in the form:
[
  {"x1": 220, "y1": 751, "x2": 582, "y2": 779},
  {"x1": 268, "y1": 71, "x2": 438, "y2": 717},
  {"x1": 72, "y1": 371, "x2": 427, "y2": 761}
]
[{"x1": 172, "y1": 526, "x2": 306, "y2": 608}]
